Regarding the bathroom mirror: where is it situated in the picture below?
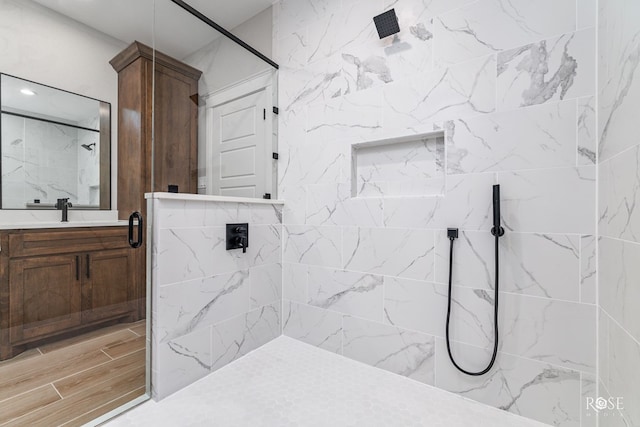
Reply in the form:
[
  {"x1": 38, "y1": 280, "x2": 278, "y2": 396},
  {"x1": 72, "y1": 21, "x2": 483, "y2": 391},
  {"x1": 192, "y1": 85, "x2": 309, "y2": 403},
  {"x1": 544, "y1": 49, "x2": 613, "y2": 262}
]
[
  {"x1": 153, "y1": 0, "x2": 279, "y2": 200},
  {"x1": 0, "y1": 73, "x2": 111, "y2": 209}
]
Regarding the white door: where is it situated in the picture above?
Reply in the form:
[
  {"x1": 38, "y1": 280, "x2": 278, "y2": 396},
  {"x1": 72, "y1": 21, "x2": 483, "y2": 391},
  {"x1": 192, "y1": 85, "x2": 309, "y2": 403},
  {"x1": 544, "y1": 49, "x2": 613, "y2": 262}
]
[{"x1": 209, "y1": 89, "x2": 268, "y2": 198}]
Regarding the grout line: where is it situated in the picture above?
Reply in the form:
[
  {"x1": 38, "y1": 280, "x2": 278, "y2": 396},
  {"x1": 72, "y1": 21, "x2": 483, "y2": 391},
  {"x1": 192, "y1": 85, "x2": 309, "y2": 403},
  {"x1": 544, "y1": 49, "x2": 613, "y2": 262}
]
[
  {"x1": 51, "y1": 383, "x2": 64, "y2": 400},
  {"x1": 101, "y1": 349, "x2": 116, "y2": 361}
]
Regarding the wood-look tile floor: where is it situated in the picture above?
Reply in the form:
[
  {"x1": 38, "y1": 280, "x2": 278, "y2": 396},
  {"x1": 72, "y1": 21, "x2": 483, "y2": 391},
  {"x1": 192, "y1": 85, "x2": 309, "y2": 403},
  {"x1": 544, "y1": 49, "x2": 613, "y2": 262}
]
[{"x1": 0, "y1": 321, "x2": 146, "y2": 427}]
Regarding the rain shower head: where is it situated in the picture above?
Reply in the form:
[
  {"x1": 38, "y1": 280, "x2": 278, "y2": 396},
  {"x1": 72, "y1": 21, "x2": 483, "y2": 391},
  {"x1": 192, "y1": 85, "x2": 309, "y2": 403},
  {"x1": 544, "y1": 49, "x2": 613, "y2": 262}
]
[
  {"x1": 373, "y1": 9, "x2": 400, "y2": 39},
  {"x1": 81, "y1": 143, "x2": 96, "y2": 151}
]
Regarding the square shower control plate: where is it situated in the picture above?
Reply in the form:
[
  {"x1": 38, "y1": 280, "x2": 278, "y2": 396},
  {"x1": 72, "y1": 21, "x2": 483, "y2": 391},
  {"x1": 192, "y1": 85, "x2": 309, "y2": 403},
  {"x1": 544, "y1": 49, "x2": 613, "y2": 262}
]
[{"x1": 373, "y1": 9, "x2": 400, "y2": 39}]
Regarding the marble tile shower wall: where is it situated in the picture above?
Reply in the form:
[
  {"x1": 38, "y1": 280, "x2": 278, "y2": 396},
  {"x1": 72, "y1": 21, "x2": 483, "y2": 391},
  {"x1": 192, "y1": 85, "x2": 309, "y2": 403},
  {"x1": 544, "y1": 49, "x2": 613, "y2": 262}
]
[
  {"x1": 274, "y1": 0, "x2": 596, "y2": 426},
  {"x1": 598, "y1": 0, "x2": 640, "y2": 426},
  {"x1": 150, "y1": 198, "x2": 283, "y2": 400}
]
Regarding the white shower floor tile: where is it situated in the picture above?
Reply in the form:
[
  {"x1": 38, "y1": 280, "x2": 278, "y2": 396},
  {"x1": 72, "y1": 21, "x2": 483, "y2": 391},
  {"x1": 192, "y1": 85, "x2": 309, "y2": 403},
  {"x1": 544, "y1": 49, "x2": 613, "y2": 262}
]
[{"x1": 104, "y1": 336, "x2": 548, "y2": 427}]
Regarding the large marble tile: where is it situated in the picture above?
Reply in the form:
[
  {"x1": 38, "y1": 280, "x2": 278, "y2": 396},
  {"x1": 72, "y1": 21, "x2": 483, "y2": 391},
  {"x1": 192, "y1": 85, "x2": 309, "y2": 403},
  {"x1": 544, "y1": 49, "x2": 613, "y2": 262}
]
[
  {"x1": 249, "y1": 263, "x2": 282, "y2": 309},
  {"x1": 153, "y1": 327, "x2": 212, "y2": 400},
  {"x1": 306, "y1": 87, "x2": 383, "y2": 144},
  {"x1": 156, "y1": 225, "x2": 281, "y2": 285},
  {"x1": 598, "y1": 0, "x2": 640, "y2": 161},
  {"x1": 439, "y1": 172, "x2": 497, "y2": 231},
  {"x1": 377, "y1": 15, "x2": 434, "y2": 83},
  {"x1": 434, "y1": 0, "x2": 576, "y2": 66},
  {"x1": 276, "y1": 0, "x2": 336, "y2": 40},
  {"x1": 157, "y1": 271, "x2": 251, "y2": 343},
  {"x1": 580, "y1": 235, "x2": 597, "y2": 304},
  {"x1": 434, "y1": 229, "x2": 496, "y2": 291},
  {"x1": 283, "y1": 225, "x2": 342, "y2": 268},
  {"x1": 607, "y1": 319, "x2": 640, "y2": 426},
  {"x1": 307, "y1": 266, "x2": 383, "y2": 321},
  {"x1": 578, "y1": 96, "x2": 597, "y2": 165},
  {"x1": 599, "y1": 237, "x2": 640, "y2": 342},
  {"x1": 498, "y1": 166, "x2": 596, "y2": 234},
  {"x1": 383, "y1": 55, "x2": 496, "y2": 131},
  {"x1": 384, "y1": 276, "x2": 494, "y2": 349},
  {"x1": 578, "y1": 0, "x2": 596, "y2": 29},
  {"x1": 446, "y1": 100, "x2": 578, "y2": 174},
  {"x1": 279, "y1": 185, "x2": 307, "y2": 225},
  {"x1": 211, "y1": 302, "x2": 280, "y2": 372},
  {"x1": 599, "y1": 308, "x2": 611, "y2": 392},
  {"x1": 342, "y1": 226, "x2": 435, "y2": 280},
  {"x1": 498, "y1": 28, "x2": 595, "y2": 111},
  {"x1": 282, "y1": 262, "x2": 308, "y2": 303},
  {"x1": 343, "y1": 316, "x2": 435, "y2": 385},
  {"x1": 599, "y1": 146, "x2": 640, "y2": 243},
  {"x1": 305, "y1": 183, "x2": 384, "y2": 227},
  {"x1": 501, "y1": 293, "x2": 596, "y2": 373},
  {"x1": 279, "y1": 137, "x2": 347, "y2": 186},
  {"x1": 306, "y1": 0, "x2": 382, "y2": 66},
  {"x1": 482, "y1": 232, "x2": 580, "y2": 301},
  {"x1": 156, "y1": 199, "x2": 249, "y2": 229},
  {"x1": 382, "y1": 0, "x2": 476, "y2": 18},
  {"x1": 282, "y1": 300, "x2": 343, "y2": 353},
  {"x1": 435, "y1": 339, "x2": 581, "y2": 427},
  {"x1": 582, "y1": 373, "x2": 598, "y2": 427},
  {"x1": 382, "y1": 196, "x2": 442, "y2": 229}
]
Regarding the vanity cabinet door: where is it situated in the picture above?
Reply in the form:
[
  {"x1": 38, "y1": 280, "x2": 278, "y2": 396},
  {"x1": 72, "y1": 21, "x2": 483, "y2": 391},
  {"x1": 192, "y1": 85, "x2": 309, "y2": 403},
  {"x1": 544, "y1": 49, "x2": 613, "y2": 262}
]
[
  {"x1": 9, "y1": 254, "x2": 82, "y2": 343},
  {"x1": 81, "y1": 248, "x2": 137, "y2": 323}
]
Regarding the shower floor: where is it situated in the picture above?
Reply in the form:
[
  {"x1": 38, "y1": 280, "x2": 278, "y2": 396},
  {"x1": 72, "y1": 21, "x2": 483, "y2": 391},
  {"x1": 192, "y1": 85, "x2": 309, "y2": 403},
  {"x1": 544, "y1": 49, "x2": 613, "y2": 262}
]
[{"x1": 105, "y1": 336, "x2": 546, "y2": 427}]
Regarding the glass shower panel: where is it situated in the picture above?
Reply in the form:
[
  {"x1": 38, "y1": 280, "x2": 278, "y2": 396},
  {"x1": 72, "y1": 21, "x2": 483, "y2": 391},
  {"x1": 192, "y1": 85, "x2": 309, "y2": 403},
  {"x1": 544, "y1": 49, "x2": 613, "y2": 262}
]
[
  {"x1": 152, "y1": 0, "x2": 279, "y2": 201},
  {"x1": 0, "y1": 0, "x2": 153, "y2": 425}
]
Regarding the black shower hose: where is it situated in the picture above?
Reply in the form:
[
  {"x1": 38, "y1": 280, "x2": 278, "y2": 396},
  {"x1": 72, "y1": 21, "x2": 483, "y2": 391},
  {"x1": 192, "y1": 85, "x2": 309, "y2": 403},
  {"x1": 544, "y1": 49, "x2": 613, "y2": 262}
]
[{"x1": 445, "y1": 232, "x2": 499, "y2": 376}]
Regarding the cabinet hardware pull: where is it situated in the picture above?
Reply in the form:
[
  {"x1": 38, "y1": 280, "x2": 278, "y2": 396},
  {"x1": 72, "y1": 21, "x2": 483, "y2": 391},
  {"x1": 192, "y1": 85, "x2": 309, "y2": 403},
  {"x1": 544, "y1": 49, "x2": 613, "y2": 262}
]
[
  {"x1": 128, "y1": 212, "x2": 144, "y2": 248},
  {"x1": 86, "y1": 254, "x2": 90, "y2": 279},
  {"x1": 75, "y1": 255, "x2": 80, "y2": 280}
]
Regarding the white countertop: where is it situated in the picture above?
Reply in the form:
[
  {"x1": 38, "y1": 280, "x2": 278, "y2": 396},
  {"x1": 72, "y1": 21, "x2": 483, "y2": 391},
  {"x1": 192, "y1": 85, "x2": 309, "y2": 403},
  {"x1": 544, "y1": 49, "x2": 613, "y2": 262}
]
[
  {"x1": 0, "y1": 220, "x2": 130, "y2": 230},
  {"x1": 145, "y1": 192, "x2": 285, "y2": 205}
]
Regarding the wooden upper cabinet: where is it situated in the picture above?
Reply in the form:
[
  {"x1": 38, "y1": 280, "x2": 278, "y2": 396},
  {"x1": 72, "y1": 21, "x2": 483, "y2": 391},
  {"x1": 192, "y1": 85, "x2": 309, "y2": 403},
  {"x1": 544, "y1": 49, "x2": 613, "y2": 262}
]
[{"x1": 110, "y1": 41, "x2": 202, "y2": 219}]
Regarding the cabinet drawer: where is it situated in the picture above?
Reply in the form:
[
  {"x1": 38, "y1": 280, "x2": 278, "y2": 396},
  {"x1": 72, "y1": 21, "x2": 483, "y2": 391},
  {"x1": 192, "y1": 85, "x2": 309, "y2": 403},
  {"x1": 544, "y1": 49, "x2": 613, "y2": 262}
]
[{"x1": 8, "y1": 227, "x2": 131, "y2": 258}]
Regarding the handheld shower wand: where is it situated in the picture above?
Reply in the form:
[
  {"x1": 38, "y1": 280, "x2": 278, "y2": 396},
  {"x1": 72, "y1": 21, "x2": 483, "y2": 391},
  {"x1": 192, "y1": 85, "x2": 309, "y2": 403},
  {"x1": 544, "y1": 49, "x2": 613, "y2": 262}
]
[
  {"x1": 491, "y1": 185, "x2": 505, "y2": 237},
  {"x1": 445, "y1": 184, "x2": 504, "y2": 376}
]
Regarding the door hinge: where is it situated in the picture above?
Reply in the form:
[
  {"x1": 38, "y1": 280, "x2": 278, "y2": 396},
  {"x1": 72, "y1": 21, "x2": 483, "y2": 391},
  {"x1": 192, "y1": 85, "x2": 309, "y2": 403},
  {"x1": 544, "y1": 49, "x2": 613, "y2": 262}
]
[
  {"x1": 272, "y1": 106, "x2": 279, "y2": 115},
  {"x1": 263, "y1": 109, "x2": 266, "y2": 120},
  {"x1": 272, "y1": 152, "x2": 279, "y2": 160},
  {"x1": 263, "y1": 193, "x2": 271, "y2": 199}
]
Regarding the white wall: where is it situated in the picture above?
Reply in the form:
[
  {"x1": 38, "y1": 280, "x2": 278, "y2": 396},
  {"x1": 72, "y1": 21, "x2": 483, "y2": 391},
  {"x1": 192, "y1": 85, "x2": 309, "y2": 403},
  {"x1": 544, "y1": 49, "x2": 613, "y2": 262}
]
[
  {"x1": 276, "y1": 0, "x2": 597, "y2": 426},
  {"x1": 0, "y1": 0, "x2": 128, "y2": 214}
]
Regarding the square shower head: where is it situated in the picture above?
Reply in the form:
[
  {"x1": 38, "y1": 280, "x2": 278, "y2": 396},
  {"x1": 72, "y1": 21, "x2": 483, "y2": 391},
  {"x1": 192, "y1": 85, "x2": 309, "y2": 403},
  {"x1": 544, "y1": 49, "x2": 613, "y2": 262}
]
[{"x1": 373, "y1": 9, "x2": 400, "y2": 39}]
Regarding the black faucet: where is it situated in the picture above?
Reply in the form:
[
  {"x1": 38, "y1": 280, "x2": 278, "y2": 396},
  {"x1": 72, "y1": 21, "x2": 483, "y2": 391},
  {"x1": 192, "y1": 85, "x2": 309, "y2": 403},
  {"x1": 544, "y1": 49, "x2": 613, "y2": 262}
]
[{"x1": 55, "y1": 198, "x2": 73, "y2": 222}]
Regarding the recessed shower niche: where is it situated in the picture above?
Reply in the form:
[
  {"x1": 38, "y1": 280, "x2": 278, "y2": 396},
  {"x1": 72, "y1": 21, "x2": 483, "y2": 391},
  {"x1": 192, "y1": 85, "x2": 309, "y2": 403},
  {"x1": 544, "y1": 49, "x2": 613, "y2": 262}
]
[{"x1": 351, "y1": 132, "x2": 445, "y2": 198}]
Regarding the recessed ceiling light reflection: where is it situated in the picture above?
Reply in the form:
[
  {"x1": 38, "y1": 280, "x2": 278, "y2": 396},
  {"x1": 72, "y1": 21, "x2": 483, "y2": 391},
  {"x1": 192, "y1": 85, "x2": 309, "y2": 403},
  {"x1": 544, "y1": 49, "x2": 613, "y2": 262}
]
[{"x1": 20, "y1": 88, "x2": 36, "y2": 96}]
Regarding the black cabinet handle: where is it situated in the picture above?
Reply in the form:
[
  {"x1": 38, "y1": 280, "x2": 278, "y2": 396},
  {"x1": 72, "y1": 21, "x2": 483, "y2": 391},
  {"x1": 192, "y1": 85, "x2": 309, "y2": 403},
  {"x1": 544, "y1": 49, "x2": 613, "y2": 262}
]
[
  {"x1": 75, "y1": 255, "x2": 80, "y2": 280},
  {"x1": 128, "y1": 212, "x2": 144, "y2": 248},
  {"x1": 86, "y1": 254, "x2": 90, "y2": 279}
]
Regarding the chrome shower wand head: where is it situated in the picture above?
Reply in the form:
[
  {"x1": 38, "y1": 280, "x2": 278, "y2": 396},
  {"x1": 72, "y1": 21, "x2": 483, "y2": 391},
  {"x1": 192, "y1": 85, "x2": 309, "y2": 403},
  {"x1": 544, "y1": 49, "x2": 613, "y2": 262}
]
[
  {"x1": 373, "y1": 9, "x2": 400, "y2": 39},
  {"x1": 81, "y1": 143, "x2": 96, "y2": 151}
]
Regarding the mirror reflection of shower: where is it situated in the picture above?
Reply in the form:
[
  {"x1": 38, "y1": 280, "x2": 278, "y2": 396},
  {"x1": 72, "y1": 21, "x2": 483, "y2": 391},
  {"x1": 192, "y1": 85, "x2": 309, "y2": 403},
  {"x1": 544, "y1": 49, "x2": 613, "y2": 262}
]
[{"x1": 81, "y1": 142, "x2": 96, "y2": 151}]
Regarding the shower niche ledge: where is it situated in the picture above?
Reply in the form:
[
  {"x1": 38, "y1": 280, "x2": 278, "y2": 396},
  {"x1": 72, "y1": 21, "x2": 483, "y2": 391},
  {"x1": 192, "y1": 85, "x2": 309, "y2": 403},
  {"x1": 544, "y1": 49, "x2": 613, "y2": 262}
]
[{"x1": 351, "y1": 131, "x2": 445, "y2": 198}]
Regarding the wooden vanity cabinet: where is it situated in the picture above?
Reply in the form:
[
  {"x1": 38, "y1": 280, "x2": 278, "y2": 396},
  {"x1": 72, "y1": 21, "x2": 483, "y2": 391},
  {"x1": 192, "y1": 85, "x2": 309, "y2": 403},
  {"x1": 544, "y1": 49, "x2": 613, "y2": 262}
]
[{"x1": 0, "y1": 227, "x2": 141, "y2": 360}]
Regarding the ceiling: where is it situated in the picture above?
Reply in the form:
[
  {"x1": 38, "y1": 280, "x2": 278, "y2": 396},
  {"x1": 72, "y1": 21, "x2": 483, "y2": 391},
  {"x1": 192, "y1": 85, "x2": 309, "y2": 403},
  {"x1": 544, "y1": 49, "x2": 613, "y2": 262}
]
[{"x1": 32, "y1": 0, "x2": 273, "y2": 59}]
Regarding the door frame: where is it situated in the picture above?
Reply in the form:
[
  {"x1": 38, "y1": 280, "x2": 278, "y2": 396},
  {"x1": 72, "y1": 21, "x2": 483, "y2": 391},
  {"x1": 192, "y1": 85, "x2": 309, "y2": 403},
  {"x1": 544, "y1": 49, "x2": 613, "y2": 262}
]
[{"x1": 204, "y1": 69, "x2": 275, "y2": 198}]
